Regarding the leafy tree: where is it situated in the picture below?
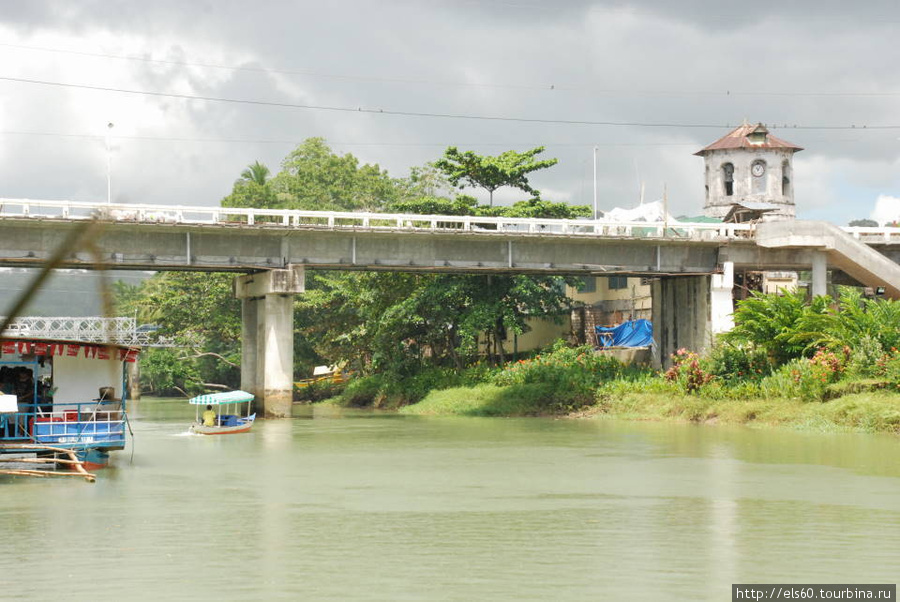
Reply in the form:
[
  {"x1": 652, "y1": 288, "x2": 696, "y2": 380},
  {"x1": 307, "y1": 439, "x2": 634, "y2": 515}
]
[
  {"x1": 116, "y1": 272, "x2": 242, "y2": 395},
  {"x1": 848, "y1": 218, "x2": 878, "y2": 227},
  {"x1": 434, "y1": 146, "x2": 558, "y2": 207},
  {"x1": 267, "y1": 138, "x2": 401, "y2": 211}
]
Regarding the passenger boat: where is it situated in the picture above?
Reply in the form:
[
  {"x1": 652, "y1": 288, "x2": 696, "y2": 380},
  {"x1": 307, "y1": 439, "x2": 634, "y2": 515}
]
[
  {"x1": 0, "y1": 338, "x2": 139, "y2": 472},
  {"x1": 188, "y1": 390, "x2": 255, "y2": 435}
]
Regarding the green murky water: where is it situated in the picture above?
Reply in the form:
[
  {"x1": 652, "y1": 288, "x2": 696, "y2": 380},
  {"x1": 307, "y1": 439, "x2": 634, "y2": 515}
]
[{"x1": 2, "y1": 398, "x2": 898, "y2": 600}]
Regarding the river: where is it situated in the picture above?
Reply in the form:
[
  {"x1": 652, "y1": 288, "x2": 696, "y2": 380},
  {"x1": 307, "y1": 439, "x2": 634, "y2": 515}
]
[{"x1": 2, "y1": 398, "x2": 899, "y2": 601}]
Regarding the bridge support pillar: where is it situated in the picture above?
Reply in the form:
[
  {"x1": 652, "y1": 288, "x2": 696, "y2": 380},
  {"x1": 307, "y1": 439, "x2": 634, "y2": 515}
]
[
  {"x1": 811, "y1": 251, "x2": 827, "y2": 297},
  {"x1": 651, "y1": 276, "x2": 712, "y2": 369},
  {"x1": 710, "y1": 261, "x2": 734, "y2": 335},
  {"x1": 235, "y1": 266, "x2": 305, "y2": 418}
]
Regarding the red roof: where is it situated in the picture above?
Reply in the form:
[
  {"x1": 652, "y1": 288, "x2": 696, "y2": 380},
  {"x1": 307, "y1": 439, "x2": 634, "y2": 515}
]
[{"x1": 695, "y1": 123, "x2": 803, "y2": 156}]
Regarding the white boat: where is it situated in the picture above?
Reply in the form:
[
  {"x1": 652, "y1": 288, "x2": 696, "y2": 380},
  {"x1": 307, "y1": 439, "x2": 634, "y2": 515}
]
[{"x1": 188, "y1": 390, "x2": 255, "y2": 435}]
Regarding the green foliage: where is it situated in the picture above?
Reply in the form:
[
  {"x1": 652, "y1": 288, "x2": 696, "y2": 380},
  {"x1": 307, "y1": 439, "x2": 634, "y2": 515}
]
[
  {"x1": 266, "y1": 138, "x2": 401, "y2": 211},
  {"x1": 706, "y1": 342, "x2": 772, "y2": 383},
  {"x1": 663, "y1": 348, "x2": 714, "y2": 394},
  {"x1": 433, "y1": 146, "x2": 558, "y2": 206},
  {"x1": 115, "y1": 272, "x2": 241, "y2": 394},
  {"x1": 492, "y1": 341, "x2": 623, "y2": 406},
  {"x1": 337, "y1": 368, "x2": 469, "y2": 408},
  {"x1": 759, "y1": 350, "x2": 845, "y2": 402},
  {"x1": 140, "y1": 348, "x2": 204, "y2": 396},
  {"x1": 793, "y1": 287, "x2": 900, "y2": 355},
  {"x1": 724, "y1": 289, "x2": 829, "y2": 364}
]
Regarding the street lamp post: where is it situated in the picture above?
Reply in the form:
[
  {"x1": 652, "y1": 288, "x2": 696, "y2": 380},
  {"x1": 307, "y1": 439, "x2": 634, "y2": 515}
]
[{"x1": 106, "y1": 122, "x2": 114, "y2": 205}]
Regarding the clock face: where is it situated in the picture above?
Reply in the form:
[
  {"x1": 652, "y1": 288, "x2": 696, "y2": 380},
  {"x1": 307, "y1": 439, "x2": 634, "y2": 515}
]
[{"x1": 752, "y1": 161, "x2": 766, "y2": 177}]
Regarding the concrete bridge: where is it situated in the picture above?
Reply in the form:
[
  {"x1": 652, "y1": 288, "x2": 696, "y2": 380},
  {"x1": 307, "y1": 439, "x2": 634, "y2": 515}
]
[{"x1": 1, "y1": 198, "x2": 898, "y2": 416}]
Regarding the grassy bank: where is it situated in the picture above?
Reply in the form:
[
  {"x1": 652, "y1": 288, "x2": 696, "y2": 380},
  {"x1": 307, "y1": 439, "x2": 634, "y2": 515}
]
[{"x1": 398, "y1": 384, "x2": 900, "y2": 434}]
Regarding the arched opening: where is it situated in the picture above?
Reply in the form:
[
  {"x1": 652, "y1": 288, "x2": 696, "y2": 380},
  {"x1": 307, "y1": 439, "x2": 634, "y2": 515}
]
[
  {"x1": 782, "y1": 161, "x2": 791, "y2": 197},
  {"x1": 722, "y1": 163, "x2": 734, "y2": 196}
]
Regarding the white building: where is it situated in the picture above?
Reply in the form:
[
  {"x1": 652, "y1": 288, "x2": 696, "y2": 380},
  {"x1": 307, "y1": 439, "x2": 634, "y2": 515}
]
[{"x1": 696, "y1": 123, "x2": 803, "y2": 221}]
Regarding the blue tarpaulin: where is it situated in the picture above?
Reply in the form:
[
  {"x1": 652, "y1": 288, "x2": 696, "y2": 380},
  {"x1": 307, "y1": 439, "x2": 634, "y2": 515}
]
[{"x1": 595, "y1": 319, "x2": 654, "y2": 348}]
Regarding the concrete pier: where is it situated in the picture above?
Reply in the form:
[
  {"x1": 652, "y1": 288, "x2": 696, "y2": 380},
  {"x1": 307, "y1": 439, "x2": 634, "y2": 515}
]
[
  {"x1": 651, "y1": 276, "x2": 712, "y2": 369},
  {"x1": 234, "y1": 266, "x2": 305, "y2": 418}
]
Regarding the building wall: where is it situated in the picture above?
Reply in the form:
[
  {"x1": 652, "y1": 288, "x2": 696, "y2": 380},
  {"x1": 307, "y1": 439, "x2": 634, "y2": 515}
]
[
  {"x1": 53, "y1": 355, "x2": 123, "y2": 405},
  {"x1": 703, "y1": 147, "x2": 796, "y2": 219},
  {"x1": 569, "y1": 276, "x2": 652, "y2": 346}
]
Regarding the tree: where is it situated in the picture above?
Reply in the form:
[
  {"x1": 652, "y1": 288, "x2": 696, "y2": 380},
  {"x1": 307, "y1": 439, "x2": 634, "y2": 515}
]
[
  {"x1": 433, "y1": 146, "x2": 558, "y2": 207},
  {"x1": 240, "y1": 161, "x2": 270, "y2": 186},
  {"x1": 223, "y1": 161, "x2": 276, "y2": 209},
  {"x1": 268, "y1": 138, "x2": 401, "y2": 211},
  {"x1": 849, "y1": 219, "x2": 878, "y2": 227}
]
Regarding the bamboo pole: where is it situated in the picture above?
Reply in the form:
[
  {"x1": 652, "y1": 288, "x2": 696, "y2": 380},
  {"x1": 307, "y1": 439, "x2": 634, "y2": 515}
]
[{"x1": 0, "y1": 468, "x2": 95, "y2": 480}]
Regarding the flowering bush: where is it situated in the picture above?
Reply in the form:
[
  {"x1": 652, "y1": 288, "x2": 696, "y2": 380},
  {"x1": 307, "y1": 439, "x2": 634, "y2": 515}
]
[
  {"x1": 760, "y1": 350, "x2": 844, "y2": 402},
  {"x1": 664, "y1": 348, "x2": 714, "y2": 394}
]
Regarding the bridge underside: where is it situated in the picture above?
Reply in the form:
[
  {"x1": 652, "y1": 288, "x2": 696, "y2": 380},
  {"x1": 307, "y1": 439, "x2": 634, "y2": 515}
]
[{"x1": 1, "y1": 217, "x2": 896, "y2": 416}]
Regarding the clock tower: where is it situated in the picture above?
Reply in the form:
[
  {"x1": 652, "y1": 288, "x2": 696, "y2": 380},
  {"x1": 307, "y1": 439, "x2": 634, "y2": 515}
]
[{"x1": 695, "y1": 123, "x2": 803, "y2": 220}]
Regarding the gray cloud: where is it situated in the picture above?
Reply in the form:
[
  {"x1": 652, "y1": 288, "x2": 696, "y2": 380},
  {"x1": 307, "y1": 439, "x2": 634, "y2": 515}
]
[{"x1": 0, "y1": 0, "x2": 898, "y2": 223}]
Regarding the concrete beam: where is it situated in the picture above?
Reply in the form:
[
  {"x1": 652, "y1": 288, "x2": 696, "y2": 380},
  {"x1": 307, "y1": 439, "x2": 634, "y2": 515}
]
[{"x1": 234, "y1": 265, "x2": 305, "y2": 299}]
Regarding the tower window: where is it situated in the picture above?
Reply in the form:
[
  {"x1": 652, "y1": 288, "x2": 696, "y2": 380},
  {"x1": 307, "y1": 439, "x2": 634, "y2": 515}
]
[
  {"x1": 722, "y1": 163, "x2": 734, "y2": 196},
  {"x1": 782, "y1": 161, "x2": 791, "y2": 196}
]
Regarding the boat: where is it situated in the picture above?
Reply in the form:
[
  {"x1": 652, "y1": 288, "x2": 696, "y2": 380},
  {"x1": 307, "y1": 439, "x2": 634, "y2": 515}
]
[
  {"x1": 0, "y1": 338, "x2": 139, "y2": 472},
  {"x1": 188, "y1": 390, "x2": 256, "y2": 435}
]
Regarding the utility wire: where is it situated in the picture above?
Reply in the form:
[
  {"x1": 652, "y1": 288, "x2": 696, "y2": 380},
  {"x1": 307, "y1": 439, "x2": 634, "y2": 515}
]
[
  {"x1": 2, "y1": 41, "x2": 898, "y2": 98},
  {"x1": 1, "y1": 75, "x2": 898, "y2": 130}
]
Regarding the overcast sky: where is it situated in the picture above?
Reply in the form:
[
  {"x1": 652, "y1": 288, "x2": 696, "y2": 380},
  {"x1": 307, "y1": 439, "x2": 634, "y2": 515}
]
[{"x1": 1, "y1": 0, "x2": 899, "y2": 224}]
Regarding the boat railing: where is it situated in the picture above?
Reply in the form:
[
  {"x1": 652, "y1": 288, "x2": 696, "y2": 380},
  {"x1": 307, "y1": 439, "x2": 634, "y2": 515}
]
[{"x1": 0, "y1": 402, "x2": 126, "y2": 447}]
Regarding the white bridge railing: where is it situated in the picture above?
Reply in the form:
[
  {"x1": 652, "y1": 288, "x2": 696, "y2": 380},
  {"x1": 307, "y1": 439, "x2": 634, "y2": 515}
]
[
  {"x1": 1, "y1": 198, "x2": 899, "y2": 244},
  {"x1": 0, "y1": 316, "x2": 169, "y2": 347}
]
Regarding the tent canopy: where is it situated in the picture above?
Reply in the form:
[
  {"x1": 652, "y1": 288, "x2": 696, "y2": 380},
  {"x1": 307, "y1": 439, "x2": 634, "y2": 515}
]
[{"x1": 189, "y1": 390, "x2": 254, "y2": 405}]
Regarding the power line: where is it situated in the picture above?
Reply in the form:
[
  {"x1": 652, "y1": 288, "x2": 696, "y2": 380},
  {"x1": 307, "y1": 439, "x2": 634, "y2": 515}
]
[
  {"x1": 0, "y1": 129, "x2": 703, "y2": 147},
  {"x1": 2, "y1": 41, "x2": 899, "y2": 98},
  {"x1": 1, "y1": 75, "x2": 899, "y2": 130}
]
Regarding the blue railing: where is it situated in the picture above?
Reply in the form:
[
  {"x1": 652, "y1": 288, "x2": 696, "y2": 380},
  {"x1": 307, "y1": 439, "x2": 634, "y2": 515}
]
[{"x1": 1, "y1": 401, "x2": 125, "y2": 448}]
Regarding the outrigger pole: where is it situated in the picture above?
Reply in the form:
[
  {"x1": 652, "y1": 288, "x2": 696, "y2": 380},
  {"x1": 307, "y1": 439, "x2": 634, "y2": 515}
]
[{"x1": 0, "y1": 443, "x2": 96, "y2": 483}]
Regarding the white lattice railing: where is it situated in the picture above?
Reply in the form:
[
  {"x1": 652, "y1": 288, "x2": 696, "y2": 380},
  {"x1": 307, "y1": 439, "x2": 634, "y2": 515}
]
[{"x1": 0, "y1": 316, "x2": 166, "y2": 346}]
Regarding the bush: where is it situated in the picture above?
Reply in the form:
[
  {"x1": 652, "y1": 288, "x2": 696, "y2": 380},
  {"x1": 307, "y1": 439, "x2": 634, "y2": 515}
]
[
  {"x1": 337, "y1": 368, "x2": 468, "y2": 408},
  {"x1": 664, "y1": 348, "x2": 714, "y2": 394},
  {"x1": 493, "y1": 341, "x2": 623, "y2": 406},
  {"x1": 845, "y1": 335, "x2": 886, "y2": 378},
  {"x1": 707, "y1": 343, "x2": 772, "y2": 383},
  {"x1": 760, "y1": 350, "x2": 844, "y2": 402}
]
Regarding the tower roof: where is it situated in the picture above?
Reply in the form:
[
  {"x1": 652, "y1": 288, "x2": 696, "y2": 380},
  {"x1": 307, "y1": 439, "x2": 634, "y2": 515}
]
[{"x1": 694, "y1": 123, "x2": 803, "y2": 156}]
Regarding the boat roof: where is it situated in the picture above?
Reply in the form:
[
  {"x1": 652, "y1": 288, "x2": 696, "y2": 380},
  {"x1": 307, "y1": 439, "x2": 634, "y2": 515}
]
[{"x1": 189, "y1": 390, "x2": 255, "y2": 405}]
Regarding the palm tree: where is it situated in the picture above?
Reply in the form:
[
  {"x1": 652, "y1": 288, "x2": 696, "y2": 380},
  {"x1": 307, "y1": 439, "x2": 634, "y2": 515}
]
[{"x1": 240, "y1": 161, "x2": 270, "y2": 186}]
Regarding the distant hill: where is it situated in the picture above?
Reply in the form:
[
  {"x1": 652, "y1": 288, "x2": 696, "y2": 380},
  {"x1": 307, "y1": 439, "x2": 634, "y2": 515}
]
[{"x1": 0, "y1": 269, "x2": 152, "y2": 317}]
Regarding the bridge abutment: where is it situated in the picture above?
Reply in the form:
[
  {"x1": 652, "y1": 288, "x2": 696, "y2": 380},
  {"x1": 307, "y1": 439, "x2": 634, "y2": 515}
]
[{"x1": 234, "y1": 266, "x2": 305, "y2": 418}]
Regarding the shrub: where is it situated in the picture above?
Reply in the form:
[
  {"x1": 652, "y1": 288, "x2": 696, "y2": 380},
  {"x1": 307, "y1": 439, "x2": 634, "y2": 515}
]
[
  {"x1": 664, "y1": 348, "x2": 713, "y2": 394},
  {"x1": 493, "y1": 341, "x2": 623, "y2": 405},
  {"x1": 760, "y1": 351, "x2": 843, "y2": 402},
  {"x1": 707, "y1": 343, "x2": 772, "y2": 383},
  {"x1": 845, "y1": 335, "x2": 886, "y2": 378}
]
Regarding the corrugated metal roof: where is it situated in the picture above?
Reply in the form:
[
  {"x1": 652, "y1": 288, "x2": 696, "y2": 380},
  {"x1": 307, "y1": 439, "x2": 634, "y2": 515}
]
[{"x1": 695, "y1": 123, "x2": 803, "y2": 155}]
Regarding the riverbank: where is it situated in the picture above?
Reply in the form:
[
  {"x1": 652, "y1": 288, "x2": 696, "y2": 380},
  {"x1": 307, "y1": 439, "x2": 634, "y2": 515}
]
[{"x1": 396, "y1": 384, "x2": 900, "y2": 434}]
